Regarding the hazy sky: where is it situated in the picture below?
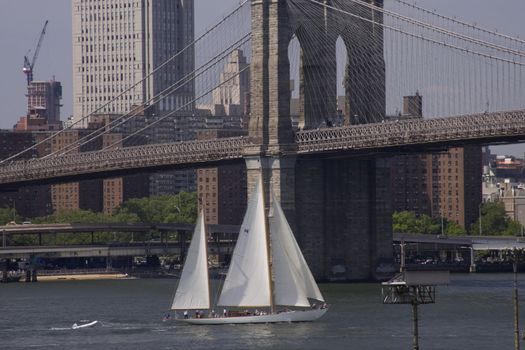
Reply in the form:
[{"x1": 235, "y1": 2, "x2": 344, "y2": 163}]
[{"x1": 0, "y1": 0, "x2": 524, "y2": 156}]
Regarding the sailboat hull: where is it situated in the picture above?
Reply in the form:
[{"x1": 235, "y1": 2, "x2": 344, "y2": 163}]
[{"x1": 178, "y1": 308, "x2": 328, "y2": 325}]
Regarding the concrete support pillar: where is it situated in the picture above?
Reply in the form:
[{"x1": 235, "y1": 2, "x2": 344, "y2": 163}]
[
  {"x1": 245, "y1": 156, "x2": 393, "y2": 282},
  {"x1": 245, "y1": 0, "x2": 391, "y2": 282},
  {"x1": 249, "y1": 0, "x2": 294, "y2": 148},
  {"x1": 25, "y1": 269, "x2": 31, "y2": 283},
  {"x1": 295, "y1": 159, "x2": 325, "y2": 279},
  {"x1": 31, "y1": 269, "x2": 38, "y2": 282},
  {"x1": 245, "y1": 156, "x2": 297, "y2": 228},
  {"x1": 295, "y1": 157, "x2": 393, "y2": 281}
]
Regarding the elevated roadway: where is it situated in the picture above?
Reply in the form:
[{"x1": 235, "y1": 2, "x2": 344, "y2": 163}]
[
  {"x1": 0, "y1": 241, "x2": 236, "y2": 260},
  {"x1": 394, "y1": 233, "x2": 525, "y2": 250},
  {"x1": 0, "y1": 223, "x2": 239, "y2": 235},
  {"x1": 1, "y1": 110, "x2": 525, "y2": 188}
]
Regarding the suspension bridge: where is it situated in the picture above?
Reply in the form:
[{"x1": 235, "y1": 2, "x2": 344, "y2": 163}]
[{"x1": 2, "y1": 0, "x2": 525, "y2": 280}]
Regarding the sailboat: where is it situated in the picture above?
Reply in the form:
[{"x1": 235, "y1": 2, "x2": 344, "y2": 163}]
[{"x1": 170, "y1": 176, "x2": 327, "y2": 324}]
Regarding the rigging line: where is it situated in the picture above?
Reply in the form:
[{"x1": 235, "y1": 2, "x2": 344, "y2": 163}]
[
  {"x1": 49, "y1": 34, "x2": 252, "y2": 158},
  {"x1": 305, "y1": 0, "x2": 525, "y2": 67},
  {"x1": 102, "y1": 65, "x2": 251, "y2": 152},
  {"x1": 333, "y1": 0, "x2": 525, "y2": 58},
  {"x1": 392, "y1": 0, "x2": 525, "y2": 45},
  {"x1": 0, "y1": 0, "x2": 250, "y2": 165}
]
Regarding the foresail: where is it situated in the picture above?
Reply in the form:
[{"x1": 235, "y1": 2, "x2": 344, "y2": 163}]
[
  {"x1": 270, "y1": 195, "x2": 325, "y2": 307},
  {"x1": 171, "y1": 211, "x2": 210, "y2": 310},
  {"x1": 217, "y1": 177, "x2": 271, "y2": 307}
]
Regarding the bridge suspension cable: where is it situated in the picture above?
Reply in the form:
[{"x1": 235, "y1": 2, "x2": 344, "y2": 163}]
[
  {"x1": 102, "y1": 65, "x2": 251, "y2": 152},
  {"x1": 343, "y1": 0, "x2": 525, "y2": 58},
  {"x1": 392, "y1": 0, "x2": 525, "y2": 45},
  {"x1": 0, "y1": 0, "x2": 250, "y2": 164},
  {"x1": 305, "y1": 0, "x2": 525, "y2": 65},
  {"x1": 49, "y1": 33, "x2": 251, "y2": 158},
  {"x1": 291, "y1": 0, "x2": 525, "y2": 121}
]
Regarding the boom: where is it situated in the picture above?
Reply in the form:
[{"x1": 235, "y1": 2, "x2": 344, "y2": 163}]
[{"x1": 23, "y1": 20, "x2": 49, "y2": 86}]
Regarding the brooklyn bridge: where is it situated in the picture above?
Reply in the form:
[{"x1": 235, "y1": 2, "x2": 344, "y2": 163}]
[{"x1": 2, "y1": 0, "x2": 525, "y2": 280}]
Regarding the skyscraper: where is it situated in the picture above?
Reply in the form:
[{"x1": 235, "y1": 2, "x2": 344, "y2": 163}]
[
  {"x1": 72, "y1": 0, "x2": 195, "y2": 127},
  {"x1": 212, "y1": 49, "x2": 250, "y2": 117}
]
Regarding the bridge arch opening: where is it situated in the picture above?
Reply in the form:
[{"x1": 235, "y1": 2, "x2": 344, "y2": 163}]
[
  {"x1": 336, "y1": 35, "x2": 348, "y2": 127},
  {"x1": 288, "y1": 34, "x2": 303, "y2": 130}
]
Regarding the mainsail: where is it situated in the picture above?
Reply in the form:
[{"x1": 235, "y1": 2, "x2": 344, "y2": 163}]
[
  {"x1": 270, "y1": 193, "x2": 325, "y2": 307},
  {"x1": 217, "y1": 177, "x2": 271, "y2": 307},
  {"x1": 171, "y1": 211, "x2": 210, "y2": 310}
]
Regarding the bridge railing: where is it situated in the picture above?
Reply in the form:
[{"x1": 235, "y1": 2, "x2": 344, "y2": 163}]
[
  {"x1": 0, "y1": 136, "x2": 247, "y2": 183},
  {"x1": 295, "y1": 110, "x2": 525, "y2": 152},
  {"x1": 1, "y1": 110, "x2": 525, "y2": 185}
]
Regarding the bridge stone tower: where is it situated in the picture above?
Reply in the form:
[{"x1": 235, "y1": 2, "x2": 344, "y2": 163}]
[{"x1": 245, "y1": 0, "x2": 393, "y2": 281}]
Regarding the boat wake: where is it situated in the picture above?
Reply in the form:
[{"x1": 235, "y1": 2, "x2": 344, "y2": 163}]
[
  {"x1": 50, "y1": 320, "x2": 99, "y2": 331},
  {"x1": 49, "y1": 327, "x2": 72, "y2": 331}
]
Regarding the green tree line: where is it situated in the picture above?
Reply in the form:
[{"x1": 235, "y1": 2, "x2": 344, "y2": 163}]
[
  {"x1": 393, "y1": 201, "x2": 523, "y2": 236},
  {"x1": 2, "y1": 192, "x2": 198, "y2": 246}
]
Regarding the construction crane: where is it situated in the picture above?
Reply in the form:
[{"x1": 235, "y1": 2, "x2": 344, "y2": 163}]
[{"x1": 23, "y1": 20, "x2": 49, "y2": 86}]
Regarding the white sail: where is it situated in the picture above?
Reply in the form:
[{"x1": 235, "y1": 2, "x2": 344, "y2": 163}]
[
  {"x1": 218, "y1": 177, "x2": 271, "y2": 307},
  {"x1": 270, "y1": 194, "x2": 325, "y2": 307},
  {"x1": 171, "y1": 211, "x2": 210, "y2": 310}
]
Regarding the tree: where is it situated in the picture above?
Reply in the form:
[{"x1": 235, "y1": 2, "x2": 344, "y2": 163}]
[
  {"x1": 0, "y1": 207, "x2": 21, "y2": 225},
  {"x1": 444, "y1": 220, "x2": 466, "y2": 236},
  {"x1": 116, "y1": 192, "x2": 197, "y2": 224},
  {"x1": 13, "y1": 193, "x2": 198, "y2": 246},
  {"x1": 415, "y1": 214, "x2": 441, "y2": 235},
  {"x1": 393, "y1": 211, "x2": 419, "y2": 233},
  {"x1": 33, "y1": 209, "x2": 110, "y2": 224},
  {"x1": 504, "y1": 219, "x2": 523, "y2": 237},
  {"x1": 392, "y1": 211, "x2": 466, "y2": 235},
  {"x1": 163, "y1": 192, "x2": 198, "y2": 224},
  {"x1": 393, "y1": 211, "x2": 440, "y2": 235},
  {"x1": 471, "y1": 201, "x2": 520, "y2": 236},
  {"x1": 0, "y1": 207, "x2": 32, "y2": 245}
]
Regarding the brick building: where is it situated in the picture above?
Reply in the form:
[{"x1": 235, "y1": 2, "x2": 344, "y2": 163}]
[
  {"x1": 0, "y1": 131, "x2": 52, "y2": 218},
  {"x1": 0, "y1": 126, "x2": 149, "y2": 219},
  {"x1": 197, "y1": 129, "x2": 247, "y2": 225},
  {"x1": 391, "y1": 94, "x2": 482, "y2": 229}
]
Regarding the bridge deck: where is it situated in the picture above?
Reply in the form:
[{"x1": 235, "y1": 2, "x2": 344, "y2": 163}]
[{"x1": 0, "y1": 110, "x2": 524, "y2": 187}]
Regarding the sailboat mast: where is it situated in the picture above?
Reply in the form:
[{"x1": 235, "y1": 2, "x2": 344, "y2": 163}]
[{"x1": 261, "y1": 174, "x2": 275, "y2": 314}]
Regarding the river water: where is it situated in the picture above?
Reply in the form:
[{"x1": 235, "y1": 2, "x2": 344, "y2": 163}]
[{"x1": 0, "y1": 273, "x2": 521, "y2": 349}]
